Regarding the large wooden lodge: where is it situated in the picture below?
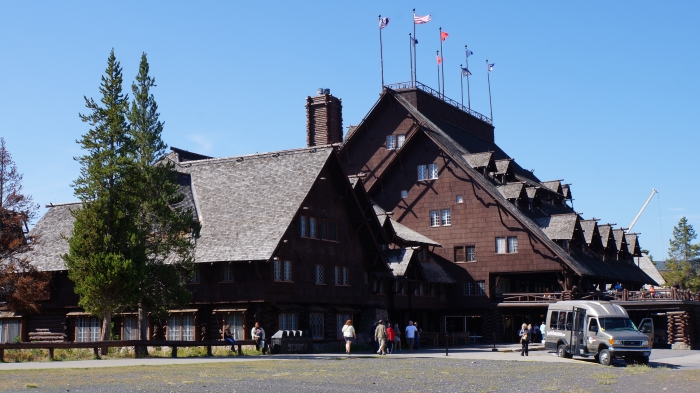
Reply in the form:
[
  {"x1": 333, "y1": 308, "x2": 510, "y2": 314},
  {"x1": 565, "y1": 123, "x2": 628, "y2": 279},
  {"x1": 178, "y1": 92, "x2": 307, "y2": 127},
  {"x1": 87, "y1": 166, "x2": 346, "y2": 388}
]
[{"x1": 1, "y1": 82, "x2": 662, "y2": 346}]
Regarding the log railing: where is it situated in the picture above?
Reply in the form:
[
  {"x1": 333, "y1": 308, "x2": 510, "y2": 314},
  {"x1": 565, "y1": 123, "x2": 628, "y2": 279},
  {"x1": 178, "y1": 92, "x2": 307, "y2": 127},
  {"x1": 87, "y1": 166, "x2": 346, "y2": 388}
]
[{"x1": 496, "y1": 289, "x2": 700, "y2": 303}]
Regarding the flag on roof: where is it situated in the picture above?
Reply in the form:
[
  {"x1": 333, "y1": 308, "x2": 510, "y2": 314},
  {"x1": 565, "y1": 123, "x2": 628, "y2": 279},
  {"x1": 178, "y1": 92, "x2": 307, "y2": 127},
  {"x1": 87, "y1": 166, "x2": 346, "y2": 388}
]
[
  {"x1": 488, "y1": 63, "x2": 495, "y2": 72},
  {"x1": 461, "y1": 67, "x2": 471, "y2": 77},
  {"x1": 411, "y1": 37, "x2": 418, "y2": 46},
  {"x1": 440, "y1": 31, "x2": 449, "y2": 41},
  {"x1": 379, "y1": 17, "x2": 390, "y2": 29},
  {"x1": 436, "y1": 54, "x2": 443, "y2": 65},
  {"x1": 414, "y1": 14, "x2": 431, "y2": 24},
  {"x1": 466, "y1": 50, "x2": 474, "y2": 58}
]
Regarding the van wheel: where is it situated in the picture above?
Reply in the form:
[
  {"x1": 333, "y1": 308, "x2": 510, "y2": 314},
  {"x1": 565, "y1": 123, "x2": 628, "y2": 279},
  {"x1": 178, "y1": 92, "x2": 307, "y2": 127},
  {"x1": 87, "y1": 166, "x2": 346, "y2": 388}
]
[
  {"x1": 557, "y1": 344, "x2": 571, "y2": 359},
  {"x1": 598, "y1": 349, "x2": 612, "y2": 366}
]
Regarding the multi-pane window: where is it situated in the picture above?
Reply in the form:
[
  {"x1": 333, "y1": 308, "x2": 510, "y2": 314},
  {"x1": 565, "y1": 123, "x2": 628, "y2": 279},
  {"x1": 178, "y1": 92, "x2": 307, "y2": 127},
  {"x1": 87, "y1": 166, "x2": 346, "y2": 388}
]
[
  {"x1": 441, "y1": 209, "x2": 451, "y2": 226},
  {"x1": 476, "y1": 280, "x2": 486, "y2": 295},
  {"x1": 417, "y1": 165, "x2": 427, "y2": 181},
  {"x1": 466, "y1": 246, "x2": 476, "y2": 262},
  {"x1": 310, "y1": 313, "x2": 324, "y2": 339},
  {"x1": 284, "y1": 261, "x2": 292, "y2": 281},
  {"x1": 464, "y1": 282, "x2": 474, "y2": 295},
  {"x1": 455, "y1": 245, "x2": 476, "y2": 262},
  {"x1": 495, "y1": 237, "x2": 507, "y2": 254},
  {"x1": 328, "y1": 222, "x2": 337, "y2": 241},
  {"x1": 300, "y1": 216, "x2": 308, "y2": 237},
  {"x1": 334, "y1": 266, "x2": 340, "y2": 285},
  {"x1": 190, "y1": 266, "x2": 200, "y2": 283},
  {"x1": 401, "y1": 190, "x2": 408, "y2": 199},
  {"x1": 279, "y1": 313, "x2": 298, "y2": 331},
  {"x1": 76, "y1": 317, "x2": 101, "y2": 342},
  {"x1": 0, "y1": 319, "x2": 21, "y2": 343},
  {"x1": 397, "y1": 134, "x2": 406, "y2": 148},
  {"x1": 454, "y1": 246, "x2": 465, "y2": 262},
  {"x1": 222, "y1": 263, "x2": 234, "y2": 282},
  {"x1": 315, "y1": 264, "x2": 324, "y2": 284},
  {"x1": 342, "y1": 267, "x2": 349, "y2": 285},
  {"x1": 386, "y1": 135, "x2": 396, "y2": 150},
  {"x1": 319, "y1": 220, "x2": 328, "y2": 239},
  {"x1": 428, "y1": 163, "x2": 439, "y2": 179},
  {"x1": 274, "y1": 260, "x2": 282, "y2": 281},
  {"x1": 168, "y1": 314, "x2": 195, "y2": 341},
  {"x1": 123, "y1": 316, "x2": 137, "y2": 341},
  {"x1": 508, "y1": 236, "x2": 518, "y2": 253},
  {"x1": 225, "y1": 313, "x2": 244, "y2": 340},
  {"x1": 430, "y1": 211, "x2": 440, "y2": 227},
  {"x1": 456, "y1": 195, "x2": 464, "y2": 203},
  {"x1": 309, "y1": 217, "x2": 317, "y2": 238}
]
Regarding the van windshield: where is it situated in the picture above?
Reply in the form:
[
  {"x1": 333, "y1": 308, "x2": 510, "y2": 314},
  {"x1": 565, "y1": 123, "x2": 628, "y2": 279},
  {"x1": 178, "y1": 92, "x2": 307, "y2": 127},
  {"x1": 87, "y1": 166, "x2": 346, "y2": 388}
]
[{"x1": 599, "y1": 318, "x2": 637, "y2": 332}]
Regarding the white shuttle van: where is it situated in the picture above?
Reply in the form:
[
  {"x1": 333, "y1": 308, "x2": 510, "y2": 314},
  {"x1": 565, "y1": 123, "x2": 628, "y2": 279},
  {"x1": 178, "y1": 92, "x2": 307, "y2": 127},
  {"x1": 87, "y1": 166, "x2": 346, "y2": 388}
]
[{"x1": 545, "y1": 301, "x2": 652, "y2": 365}]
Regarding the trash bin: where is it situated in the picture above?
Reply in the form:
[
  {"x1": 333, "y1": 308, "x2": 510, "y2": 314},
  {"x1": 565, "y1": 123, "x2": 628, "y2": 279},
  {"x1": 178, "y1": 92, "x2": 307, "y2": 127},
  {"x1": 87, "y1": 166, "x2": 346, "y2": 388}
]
[{"x1": 270, "y1": 330, "x2": 312, "y2": 354}]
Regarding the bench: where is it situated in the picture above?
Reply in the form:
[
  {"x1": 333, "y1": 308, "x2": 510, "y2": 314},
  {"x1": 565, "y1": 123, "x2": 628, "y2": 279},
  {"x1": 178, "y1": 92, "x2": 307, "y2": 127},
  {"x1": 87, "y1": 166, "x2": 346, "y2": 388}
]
[{"x1": 0, "y1": 339, "x2": 261, "y2": 362}]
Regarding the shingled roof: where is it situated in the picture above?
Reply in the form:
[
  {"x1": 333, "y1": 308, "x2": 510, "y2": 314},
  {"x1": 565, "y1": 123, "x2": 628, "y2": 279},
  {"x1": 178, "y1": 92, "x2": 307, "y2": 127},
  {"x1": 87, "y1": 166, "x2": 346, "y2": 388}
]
[
  {"x1": 422, "y1": 259, "x2": 456, "y2": 283},
  {"x1": 498, "y1": 182, "x2": 525, "y2": 200},
  {"x1": 580, "y1": 219, "x2": 600, "y2": 247},
  {"x1": 25, "y1": 203, "x2": 80, "y2": 271},
  {"x1": 534, "y1": 214, "x2": 579, "y2": 241},
  {"x1": 463, "y1": 152, "x2": 493, "y2": 169},
  {"x1": 384, "y1": 248, "x2": 414, "y2": 277},
  {"x1": 384, "y1": 217, "x2": 441, "y2": 247}
]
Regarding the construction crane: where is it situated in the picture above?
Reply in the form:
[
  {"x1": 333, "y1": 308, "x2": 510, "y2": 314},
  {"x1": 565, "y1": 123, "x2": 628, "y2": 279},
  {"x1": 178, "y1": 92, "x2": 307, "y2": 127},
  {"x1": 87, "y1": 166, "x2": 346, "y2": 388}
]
[{"x1": 626, "y1": 189, "x2": 658, "y2": 233}]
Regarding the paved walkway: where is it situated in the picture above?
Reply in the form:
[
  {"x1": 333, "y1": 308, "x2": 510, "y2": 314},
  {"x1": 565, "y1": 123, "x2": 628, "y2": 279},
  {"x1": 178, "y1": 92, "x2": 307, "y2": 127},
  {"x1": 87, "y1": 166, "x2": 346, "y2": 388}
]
[{"x1": 1, "y1": 344, "x2": 698, "y2": 371}]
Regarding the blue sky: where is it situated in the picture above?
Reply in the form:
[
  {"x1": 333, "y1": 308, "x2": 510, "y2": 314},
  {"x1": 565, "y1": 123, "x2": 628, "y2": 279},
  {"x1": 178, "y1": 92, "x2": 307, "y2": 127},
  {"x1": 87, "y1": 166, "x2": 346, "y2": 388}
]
[{"x1": 1, "y1": 1, "x2": 698, "y2": 261}]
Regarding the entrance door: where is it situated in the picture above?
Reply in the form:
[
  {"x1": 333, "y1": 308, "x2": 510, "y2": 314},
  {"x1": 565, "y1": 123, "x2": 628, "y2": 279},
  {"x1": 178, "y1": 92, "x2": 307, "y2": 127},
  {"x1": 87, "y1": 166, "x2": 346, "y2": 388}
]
[{"x1": 571, "y1": 307, "x2": 586, "y2": 355}]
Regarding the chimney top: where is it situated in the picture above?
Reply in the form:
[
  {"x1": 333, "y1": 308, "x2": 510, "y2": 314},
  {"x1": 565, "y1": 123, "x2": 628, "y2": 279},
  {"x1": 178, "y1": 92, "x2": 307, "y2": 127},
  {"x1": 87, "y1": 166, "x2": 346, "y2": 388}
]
[{"x1": 316, "y1": 88, "x2": 331, "y2": 96}]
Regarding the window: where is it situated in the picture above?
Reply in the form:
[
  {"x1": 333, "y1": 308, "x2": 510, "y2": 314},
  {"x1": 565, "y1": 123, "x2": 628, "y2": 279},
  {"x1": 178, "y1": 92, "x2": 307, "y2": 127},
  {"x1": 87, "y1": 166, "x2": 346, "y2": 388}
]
[
  {"x1": 190, "y1": 266, "x2": 200, "y2": 283},
  {"x1": 417, "y1": 165, "x2": 427, "y2": 181},
  {"x1": 508, "y1": 236, "x2": 518, "y2": 253},
  {"x1": 284, "y1": 261, "x2": 292, "y2": 281},
  {"x1": 309, "y1": 217, "x2": 317, "y2": 238},
  {"x1": 456, "y1": 195, "x2": 464, "y2": 203},
  {"x1": 401, "y1": 190, "x2": 408, "y2": 199},
  {"x1": 476, "y1": 280, "x2": 486, "y2": 295},
  {"x1": 320, "y1": 219, "x2": 328, "y2": 240},
  {"x1": 328, "y1": 221, "x2": 337, "y2": 241},
  {"x1": 430, "y1": 211, "x2": 440, "y2": 227},
  {"x1": 300, "y1": 216, "x2": 308, "y2": 237},
  {"x1": 464, "y1": 282, "x2": 474, "y2": 295},
  {"x1": 334, "y1": 266, "x2": 340, "y2": 285},
  {"x1": 428, "y1": 163, "x2": 439, "y2": 179},
  {"x1": 310, "y1": 313, "x2": 324, "y2": 339},
  {"x1": 337, "y1": 314, "x2": 352, "y2": 338},
  {"x1": 414, "y1": 282, "x2": 425, "y2": 296},
  {"x1": 222, "y1": 263, "x2": 234, "y2": 282},
  {"x1": 274, "y1": 260, "x2": 282, "y2": 281},
  {"x1": 315, "y1": 265, "x2": 324, "y2": 284},
  {"x1": 76, "y1": 317, "x2": 101, "y2": 342},
  {"x1": 466, "y1": 246, "x2": 476, "y2": 262},
  {"x1": 168, "y1": 314, "x2": 195, "y2": 341},
  {"x1": 495, "y1": 237, "x2": 506, "y2": 254},
  {"x1": 279, "y1": 313, "x2": 298, "y2": 331},
  {"x1": 454, "y1": 246, "x2": 465, "y2": 262},
  {"x1": 386, "y1": 135, "x2": 396, "y2": 150},
  {"x1": 225, "y1": 313, "x2": 244, "y2": 340},
  {"x1": 441, "y1": 209, "x2": 451, "y2": 226},
  {"x1": 397, "y1": 134, "x2": 406, "y2": 148},
  {"x1": 0, "y1": 319, "x2": 21, "y2": 343},
  {"x1": 342, "y1": 267, "x2": 349, "y2": 285},
  {"x1": 123, "y1": 316, "x2": 137, "y2": 341}
]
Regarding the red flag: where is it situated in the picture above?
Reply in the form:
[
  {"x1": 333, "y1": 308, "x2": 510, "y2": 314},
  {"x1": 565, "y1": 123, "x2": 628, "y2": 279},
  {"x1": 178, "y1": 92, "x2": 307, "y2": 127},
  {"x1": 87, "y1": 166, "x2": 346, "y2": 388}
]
[
  {"x1": 436, "y1": 54, "x2": 442, "y2": 65},
  {"x1": 440, "y1": 31, "x2": 449, "y2": 41}
]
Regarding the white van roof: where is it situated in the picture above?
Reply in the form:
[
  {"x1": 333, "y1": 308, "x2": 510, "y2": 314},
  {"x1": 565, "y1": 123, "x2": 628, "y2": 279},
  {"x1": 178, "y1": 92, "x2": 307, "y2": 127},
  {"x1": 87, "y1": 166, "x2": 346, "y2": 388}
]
[{"x1": 548, "y1": 301, "x2": 629, "y2": 317}]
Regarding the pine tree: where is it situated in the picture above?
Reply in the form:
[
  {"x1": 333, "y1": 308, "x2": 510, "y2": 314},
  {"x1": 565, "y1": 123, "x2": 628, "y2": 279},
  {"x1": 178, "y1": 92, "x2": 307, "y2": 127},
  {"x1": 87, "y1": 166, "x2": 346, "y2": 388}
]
[
  {"x1": 127, "y1": 53, "x2": 198, "y2": 349},
  {"x1": 0, "y1": 137, "x2": 50, "y2": 313},
  {"x1": 663, "y1": 217, "x2": 700, "y2": 291},
  {"x1": 63, "y1": 50, "x2": 140, "y2": 348}
]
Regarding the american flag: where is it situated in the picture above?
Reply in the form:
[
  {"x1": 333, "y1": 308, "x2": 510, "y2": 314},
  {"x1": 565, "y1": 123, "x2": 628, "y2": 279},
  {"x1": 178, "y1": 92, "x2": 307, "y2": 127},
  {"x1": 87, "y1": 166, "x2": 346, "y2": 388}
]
[
  {"x1": 414, "y1": 14, "x2": 431, "y2": 24},
  {"x1": 466, "y1": 50, "x2": 474, "y2": 58},
  {"x1": 488, "y1": 63, "x2": 495, "y2": 72},
  {"x1": 379, "y1": 17, "x2": 390, "y2": 29},
  {"x1": 461, "y1": 67, "x2": 471, "y2": 77}
]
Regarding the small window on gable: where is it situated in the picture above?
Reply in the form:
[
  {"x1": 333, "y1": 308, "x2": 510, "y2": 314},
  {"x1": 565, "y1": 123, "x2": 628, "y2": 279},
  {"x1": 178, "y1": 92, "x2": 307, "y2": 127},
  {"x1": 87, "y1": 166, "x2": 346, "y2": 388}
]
[
  {"x1": 428, "y1": 163, "x2": 439, "y2": 179},
  {"x1": 386, "y1": 135, "x2": 396, "y2": 150},
  {"x1": 401, "y1": 190, "x2": 408, "y2": 199},
  {"x1": 417, "y1": 165, "x2": 427, "y2": 181},
  {"x1": 456, "y1": 195, "x2": 464, "y2": 203},
  {"x1": 508, "y1": 236, "x2": 518, "y2": 253},
  {"x1": 397, "y1": 134, "x2": 406, "y2": 148},
  {"x1": 495, "y1": 237, "x2": 506, "y2": 254}
]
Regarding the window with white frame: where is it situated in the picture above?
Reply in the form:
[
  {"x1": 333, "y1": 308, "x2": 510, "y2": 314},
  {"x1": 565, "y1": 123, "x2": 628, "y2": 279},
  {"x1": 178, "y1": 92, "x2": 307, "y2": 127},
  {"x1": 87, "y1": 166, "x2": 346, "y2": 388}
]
[
  {"x1": 464, "y1": 281, "x2": 475, "y2": 295},
  {"x1": 337, "y1": 314, "x2": 352, "y2": 338},
  {"x1": 122, "y1": 316, "x2": 137, "y2": 340},
  {"x1": 441, "y1": 209, "x2": 451, "y2": 226},
  {"x1": 417, "y1": 165, "x2": 427, "y2": 181},
  {"x1": 222, "y1": 263, "x2": 234, "y2": 282},
  {"x1": 284, "y1": 261, "x2": 293, "y2": 281},
  {"x1": 168, "y1": 314, "x2": 195, "y2": 341},
  {"x1": 300, "y1": 215, "x2": 308, "y2": 237},
  {"x1": 315, "y1": 264, "x2": 324, "y2": 284},
  {"x1": 495, "y1": 237, "x2": 507, "y2": 254},
  {"x1": 456, "y1": 194, "x2": 464, "y2": 203},
  {"x1": 309, "y1": 217, "x2": 317, "y2": 238},
  {"x1": 428, "y1": 163, "x2": 439, "y2": 179},
  {"x1": 467, "y1": 246, "x2": 476, "y2": 262},
  {"x1": 342, "y1": 267, "x2": 349, "y2": 285},
  {"x1": 397, "y1": 134, "x2": 406, "y2": 148},
  {"x1": 386, "y1": 135, "x2": 396, "y2": 150},
  {"x1": 279, "y1": 313, "x2": 298, "y2": 331},
  {"x1": 401, "y1": 190, "x2": 408, "y2": 199},
  {"x1": 476, "y1": 280, "x2": 486, "y2": 295},
  {"x1": 0, "y1": 319, "x2": 21, "y2": 343},
  {"x1": 508, "y1": 236, "x2": 518, "y2": 253},
  {"x1": 225, "y1": 313, "x2": 244, "y2": 340},
  {"x1": 76, "y1": 317, "x2": 101, "y2": 342},
  {"x1": 310, "y1": 313, "x2": 324, "y2": 339},
  {"x1": 430, "y1": 210, "x2": 440, "y2": 227}
]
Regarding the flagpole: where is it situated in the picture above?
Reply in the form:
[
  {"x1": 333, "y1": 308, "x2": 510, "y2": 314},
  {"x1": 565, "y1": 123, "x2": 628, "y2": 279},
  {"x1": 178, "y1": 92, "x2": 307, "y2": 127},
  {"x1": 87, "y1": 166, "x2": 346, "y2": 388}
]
[
  {"x1": 436, "y1": 50, "x2": 441, "y2": 94},
  {"x1": 486, "y1": 59, "x2": 493, "y2": 121},
  {"x1": 439, "y1": 27, "x2": 445, "y2": 97},
  {"x1": 409, "y1": 33, "x2": 414, "y2": 83},
  {"x1": 465, "y1": 45, "x2": 471, "y2": 110},
  {"x1": 413, "y1": 9, "x2": 417, "y2": 83},
  {"x1": 460, "y1": 64, "x2": 464, "y2": 106},
  {"x1": 379, "y1": 15, "x2": 385, "y2": 89}
]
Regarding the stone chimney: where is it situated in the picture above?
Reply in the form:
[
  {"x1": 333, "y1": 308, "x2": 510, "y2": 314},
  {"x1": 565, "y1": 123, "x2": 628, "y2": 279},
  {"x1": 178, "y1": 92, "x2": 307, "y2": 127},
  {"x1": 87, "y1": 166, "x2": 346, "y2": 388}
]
[{"x1": 306, "y1": 88, "x2": 343, "y2": 147}]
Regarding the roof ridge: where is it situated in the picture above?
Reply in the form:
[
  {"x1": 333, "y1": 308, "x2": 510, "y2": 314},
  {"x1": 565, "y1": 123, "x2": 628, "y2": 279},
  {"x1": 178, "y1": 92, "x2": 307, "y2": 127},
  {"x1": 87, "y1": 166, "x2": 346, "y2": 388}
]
[
  {"x1": 45, "y1": 202, "x2": 82, "y2": 208},
  {"x1": 183, "y1": 146, "x2": 334, "y2": 166}
]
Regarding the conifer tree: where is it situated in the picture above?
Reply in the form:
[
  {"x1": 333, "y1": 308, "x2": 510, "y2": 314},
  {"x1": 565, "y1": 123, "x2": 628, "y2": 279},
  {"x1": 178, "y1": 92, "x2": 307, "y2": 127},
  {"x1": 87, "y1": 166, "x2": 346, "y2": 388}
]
[{"x1": 663, "y1": 217, "x2": 700, "y2": 291}]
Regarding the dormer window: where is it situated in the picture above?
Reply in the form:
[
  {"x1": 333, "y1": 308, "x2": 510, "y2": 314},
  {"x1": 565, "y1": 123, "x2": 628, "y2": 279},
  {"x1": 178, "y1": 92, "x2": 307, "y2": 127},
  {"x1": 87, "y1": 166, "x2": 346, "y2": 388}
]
[
  {"x1": 397, "y1": 134, "x2": 406, "y2": 148},
  {"x1": 386, "y1": 135, "x2": 396, "y2": 150}
]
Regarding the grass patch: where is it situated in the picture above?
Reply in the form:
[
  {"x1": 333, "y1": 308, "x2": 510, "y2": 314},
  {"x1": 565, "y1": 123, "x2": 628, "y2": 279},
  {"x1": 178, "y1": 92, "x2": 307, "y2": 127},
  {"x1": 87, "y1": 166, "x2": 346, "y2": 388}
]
[
  {"x1": 594, "y1": 372, "x2": 617, "y2": 385},
  {"x1": 24, "y1": 384, "x2": 38, "y2": 389},
  {"x1": 625, "y1": 364, "x2": 654, "y2": 375}
]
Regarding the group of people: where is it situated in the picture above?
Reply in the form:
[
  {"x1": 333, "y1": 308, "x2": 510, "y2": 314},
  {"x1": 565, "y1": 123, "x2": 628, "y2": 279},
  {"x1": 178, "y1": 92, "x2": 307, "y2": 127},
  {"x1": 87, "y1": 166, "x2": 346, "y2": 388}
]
[
  {"x1": 518, "y1": 321, "x2": 546, "y2": 356},
  {"x1": 223, "y1": 322, "x2": 267, "y2": 354},
  {"x1": 341, "y1": 319, "x2": 424, "y2": 355}
]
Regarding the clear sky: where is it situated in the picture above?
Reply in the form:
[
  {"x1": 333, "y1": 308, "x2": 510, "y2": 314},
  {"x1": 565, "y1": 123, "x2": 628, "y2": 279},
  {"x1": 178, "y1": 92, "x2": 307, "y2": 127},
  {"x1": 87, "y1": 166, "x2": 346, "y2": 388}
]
[{"x1": 1, "y1": 1, "x2": 698, "y2": 261}]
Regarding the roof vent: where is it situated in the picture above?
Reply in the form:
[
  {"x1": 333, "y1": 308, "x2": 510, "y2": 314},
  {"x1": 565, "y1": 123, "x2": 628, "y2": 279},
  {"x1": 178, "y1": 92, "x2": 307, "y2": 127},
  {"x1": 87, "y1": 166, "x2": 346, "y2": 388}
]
[
  {"x1": 317, "y1": 88, "x2": 324, "y2": 95},
  {"x1": 323, "y1": 88, "x2": 330, "y2": 95}
]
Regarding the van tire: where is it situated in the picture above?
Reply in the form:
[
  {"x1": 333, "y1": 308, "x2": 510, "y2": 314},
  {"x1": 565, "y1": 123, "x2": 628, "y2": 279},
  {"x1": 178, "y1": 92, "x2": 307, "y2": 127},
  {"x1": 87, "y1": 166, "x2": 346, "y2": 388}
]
[
  {"x1": 557, "y1": 344, "x2": 571, "y2": 359},
  {"x1": 598, "y1": 349, "x2": 612, "y2": 366}
]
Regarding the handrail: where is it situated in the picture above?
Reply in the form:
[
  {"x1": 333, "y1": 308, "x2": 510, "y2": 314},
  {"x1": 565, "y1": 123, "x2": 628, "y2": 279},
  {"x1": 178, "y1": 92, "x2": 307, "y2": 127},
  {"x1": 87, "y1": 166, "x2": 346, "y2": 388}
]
[
  {"x1": 495, "y1": 289, "x2": 700, "y2": 303},
  {"x1": 384, "y1": 81, "x2": 493, "y2": 125}
]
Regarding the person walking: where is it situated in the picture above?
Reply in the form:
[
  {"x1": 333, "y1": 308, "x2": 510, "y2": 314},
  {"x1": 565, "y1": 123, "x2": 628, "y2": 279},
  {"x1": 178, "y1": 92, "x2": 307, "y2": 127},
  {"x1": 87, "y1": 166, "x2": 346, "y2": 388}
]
[
  {"x1": 394, "y1": 323, "x2": 402, "y2": 351},
  {"x1": 341, "y1": 319, "x2": 356, "y2": 355},
  {"x1": 519, "y1": 323, "x2": 530, "y2": 356},
  {"x1": 375, "y1": 320, "x2": 388, "y2": 355},
  {"x1": 405, "y1": 321, "x2": 418, "y2": 353},
  {"x1": 413, "y1": 322, "x2": 422, "y2": 350},
  {"x1": 251, "y1": 322, "x2": 266, "y2": 354},
  {"x1": 540, "y1": 321, "x2": 546, "y2": 343},
  {"x1": 386, "y1": 323, "x2": 395, "y2": 354},
  {"x1": 223, "y1": 324, "x2": 236, "y2": 352}
]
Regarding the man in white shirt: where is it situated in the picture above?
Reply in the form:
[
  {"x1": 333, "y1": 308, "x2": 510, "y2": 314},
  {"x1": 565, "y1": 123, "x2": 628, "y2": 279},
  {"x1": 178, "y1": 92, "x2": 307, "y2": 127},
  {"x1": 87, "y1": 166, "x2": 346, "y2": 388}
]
[
  {"x1": 405, "y1": 320, "x2": 418, "y2": 353},
  {"x1": 540, "y1": 321, "x2": 546, "y2": 343}
]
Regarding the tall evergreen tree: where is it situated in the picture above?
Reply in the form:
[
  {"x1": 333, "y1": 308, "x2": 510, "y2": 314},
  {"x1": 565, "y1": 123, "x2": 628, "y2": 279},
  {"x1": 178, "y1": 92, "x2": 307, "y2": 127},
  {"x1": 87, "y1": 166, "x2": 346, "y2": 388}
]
[
  {"x1": 663, "y1": 217, "x2": 700, "y2": 291},
  {"x1": 64, "y1": 50, "x2": 140, "y2": 347},
  {"x1": 127, "y1": 53, "x2": 198, "y2": 348}
]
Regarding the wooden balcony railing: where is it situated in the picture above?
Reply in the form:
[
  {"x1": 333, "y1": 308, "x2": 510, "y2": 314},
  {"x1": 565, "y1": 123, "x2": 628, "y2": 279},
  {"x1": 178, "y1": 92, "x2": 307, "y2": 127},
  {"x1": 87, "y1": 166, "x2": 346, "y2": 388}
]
[{"x1": 496, "y1": 288, "x2": 700, "y2": 303}]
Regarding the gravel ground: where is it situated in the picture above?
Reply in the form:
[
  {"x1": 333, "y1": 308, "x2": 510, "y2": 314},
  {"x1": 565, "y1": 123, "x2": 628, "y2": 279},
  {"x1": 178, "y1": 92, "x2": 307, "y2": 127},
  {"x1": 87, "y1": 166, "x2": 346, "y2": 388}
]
[{"x1": 0, "y1": 357, "x2": 698, "y2": 392}]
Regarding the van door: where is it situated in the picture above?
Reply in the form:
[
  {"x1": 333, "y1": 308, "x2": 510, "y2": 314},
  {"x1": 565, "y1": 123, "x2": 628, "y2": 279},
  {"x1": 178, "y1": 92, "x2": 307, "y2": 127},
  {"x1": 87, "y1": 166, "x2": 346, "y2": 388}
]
[
  {"x1": 570, "y1": 307, "x2": 586, "y2": 355},
  {"x1": 638, "y1": 318, "x2": 654, "y2": 345}
]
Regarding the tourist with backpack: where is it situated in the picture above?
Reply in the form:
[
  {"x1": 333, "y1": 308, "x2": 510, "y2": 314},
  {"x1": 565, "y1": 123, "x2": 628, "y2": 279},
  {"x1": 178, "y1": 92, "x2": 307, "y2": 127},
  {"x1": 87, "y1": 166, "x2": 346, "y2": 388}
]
[{"x1": 519, "y1": 323, "x2": 530, "y2": 356}]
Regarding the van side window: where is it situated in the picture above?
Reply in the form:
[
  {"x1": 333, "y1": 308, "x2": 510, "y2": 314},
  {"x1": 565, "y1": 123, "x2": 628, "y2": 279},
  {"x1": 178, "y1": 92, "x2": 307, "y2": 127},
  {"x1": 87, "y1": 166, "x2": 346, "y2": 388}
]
[
  {"x1": 588, "y1": 318, "x2": 598, "y2": 332},
  {"x1": 565, "y1": 312, "x2": 573, "y2": 330},
  {"x1": 549, "y1": 311, "x2": 559, "y2": 330}
]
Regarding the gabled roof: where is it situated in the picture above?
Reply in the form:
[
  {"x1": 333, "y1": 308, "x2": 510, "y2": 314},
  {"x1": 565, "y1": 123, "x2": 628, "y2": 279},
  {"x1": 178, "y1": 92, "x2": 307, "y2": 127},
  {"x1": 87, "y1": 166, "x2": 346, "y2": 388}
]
[
  {"x1": 525, "y1": 186, "x2": 539, "y2": 199},
  {"x1": 463, "y1": 152, "x2": 493, "y2": 169},
  {"x1": 612, "y1": 229, "x2": 628, "y2": 253},
  {"x1": 580, "y1": 219, "x2": 601, "y2": 247},
  {"x1": 638, "y1": 253, "x2": 665, "y2": 287},
  {"x1": 384, "y1": 248, "x2": 414, "y2": 277},
  {"x1": 494, "y1": 159, "x2": 513, "y2": 175},
  {"x1": 497, "y1": 182, "x2": 525, "y2": 200},
  {"x1": 541, "y1": 180, "x2": 563, "y2": 194},
  {"x1": 383, "y1": 217, "x2": 441, "y2": 247},
  {"x1": 562, "y1": 184, "x2": 572, "y2": 200},
  {"x1": 598, "y1": 224, "x2": 616, "y2": 251},
  {"x1": 534, "y1": 214, "x2": 579, "y2": 241},
  {"x1": 26, "y1": 202, "x2": 80, "y2": 271},
  {"x1": 421, "y1": 259, "x2": 456, "y2": 283},
  {"x1": 625, "y1": 234, "x2": 641, "y2": 256}
]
